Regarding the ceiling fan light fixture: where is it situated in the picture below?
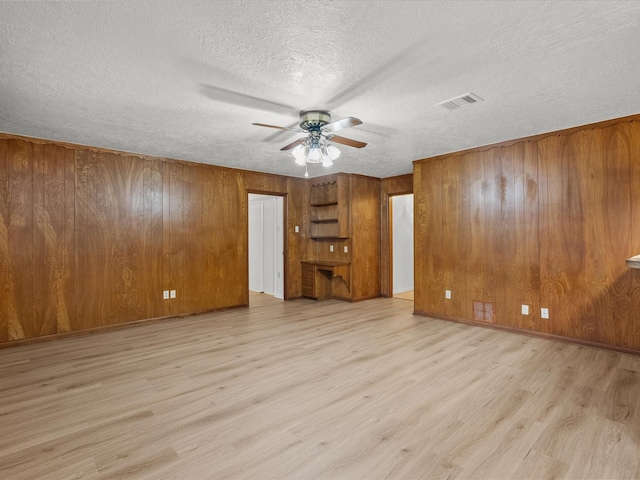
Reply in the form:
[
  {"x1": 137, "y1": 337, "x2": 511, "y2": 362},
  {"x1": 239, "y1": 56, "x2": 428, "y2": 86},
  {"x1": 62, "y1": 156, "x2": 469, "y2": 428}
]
[
  {"x1": 291, "y1": 138, "x2": 339, "y2": 171},
  {"x1": 320, "y1": 144, "x2": 333, "y2": 167},
  {"x1": 327, "y1": 144, "x2": 340, "y2": 160},
  {"x1": 292, "y1": 143, "x2": 307, "y2": 165},
  {"x1": 256, "y1": 110, "x2": 363, "y2": 175},
  {"x1": 308, "y1": 145, "x2": 321, "y2": 162}
]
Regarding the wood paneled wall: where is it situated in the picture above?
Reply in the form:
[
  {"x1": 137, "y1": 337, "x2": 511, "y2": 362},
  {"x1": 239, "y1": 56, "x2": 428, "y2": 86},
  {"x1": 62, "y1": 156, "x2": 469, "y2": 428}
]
[
  {"x1": 0, "y1": 134, "x2": 306, "y2": 345},
  {"x1": 350, "y1": 174, "x2": 381, "y2": 301},
  {"x1": 284, "y1": 177, "x2": 309, "y2": 299},
  {"x1": 414, "y1": 116, "x2": 640, "y2": 351},
  {"x1": 380, "y1": 174, "x2": 413, "y2": 296}
]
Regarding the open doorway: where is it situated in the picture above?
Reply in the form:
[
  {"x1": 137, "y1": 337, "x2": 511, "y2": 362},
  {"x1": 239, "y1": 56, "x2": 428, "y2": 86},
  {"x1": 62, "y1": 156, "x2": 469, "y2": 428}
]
[
  {"x1": 248, "y1": 194, "x2": 284, "y2": 299},
  {"x1": 391, "y1": 194, "x2": 414, "y2": 301}
]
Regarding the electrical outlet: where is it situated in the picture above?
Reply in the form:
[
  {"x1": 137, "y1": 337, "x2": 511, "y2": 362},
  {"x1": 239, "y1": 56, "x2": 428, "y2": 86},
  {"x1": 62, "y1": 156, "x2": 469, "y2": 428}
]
[
  {"x1": 344, "y1": 246, "x2": 348, "y2": 253},
  {"x1": 445, "y1": 290, "x2": 452, "y2": 299},
  {"x1": 294, "y1": 225, "x2": 299, "y2": 233},
  {"x1": 163, "y1": 290, "x2": 169, "y2": 300},
  {"x1": 170, "y1": 290, "x2": 176, "y2": 299},
  {"x1": 330, "y1": 245, "x2": 334, "y2": 252},
  {"x1": 521, "y1": 304, "x2": 529, "y2": 315},
  {"x1": 541, "y1": 308, "x2": 549, "y2": 319}
]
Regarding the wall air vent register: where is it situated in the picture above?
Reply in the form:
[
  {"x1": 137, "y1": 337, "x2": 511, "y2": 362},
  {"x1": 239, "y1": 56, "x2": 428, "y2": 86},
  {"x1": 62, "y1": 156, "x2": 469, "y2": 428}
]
[{"x1": 437, "y1": 92, "x2": 484, "y2": 110}]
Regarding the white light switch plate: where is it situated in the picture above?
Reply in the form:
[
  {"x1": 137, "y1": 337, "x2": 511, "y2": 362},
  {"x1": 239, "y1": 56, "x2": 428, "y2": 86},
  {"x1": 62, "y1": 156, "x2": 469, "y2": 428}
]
[
  {"x1": 344, "y1": 246, "x2": 348, "y2": 253},
  {"x1": 445, "y1": 290, "x2": 452, "y2": 299},
  {"x1": 330, "y1": 245, "x2": 334, "y2": 252},
  {"x1": 521, "y1": 304, "x2": 529, "y2": 315},
  {"x1": 541, "y1": 308, "x2": 549, "y2": 319},
  {"x1": 163, "y1": 290, "x2": 169, "y2": 300},
  {"x1": 294, "y1": 225, "x2": 299, "y2": 233},
  {"x1": 170, "y1": 290, "x2": 176, "y2": 299}
]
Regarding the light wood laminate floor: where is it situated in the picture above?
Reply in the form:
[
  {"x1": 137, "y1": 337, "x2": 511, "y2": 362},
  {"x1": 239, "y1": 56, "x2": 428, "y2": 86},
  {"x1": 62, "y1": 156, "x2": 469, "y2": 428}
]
[
  {"x1": 1, "y1": 293, "x2": 639, "y2": 479},
  {"x1": 394, "y1": 291, "x2": 414, "y2": 301}
]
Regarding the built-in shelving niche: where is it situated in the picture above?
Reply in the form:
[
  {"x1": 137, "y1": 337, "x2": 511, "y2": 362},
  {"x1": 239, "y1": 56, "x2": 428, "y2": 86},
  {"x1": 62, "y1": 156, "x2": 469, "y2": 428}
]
[{"x1": 310, "y1": 180, "x2": 346, "y2": 239}]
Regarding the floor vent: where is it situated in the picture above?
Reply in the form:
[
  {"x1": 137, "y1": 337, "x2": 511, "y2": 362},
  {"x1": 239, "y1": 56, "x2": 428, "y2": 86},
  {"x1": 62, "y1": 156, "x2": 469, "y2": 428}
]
[
  {"x1": 473, "y1": 300, "x2": 495, "y2": 323},
  {"x1": 437, "y1": 92, "x2": 483, "y2": 110}
]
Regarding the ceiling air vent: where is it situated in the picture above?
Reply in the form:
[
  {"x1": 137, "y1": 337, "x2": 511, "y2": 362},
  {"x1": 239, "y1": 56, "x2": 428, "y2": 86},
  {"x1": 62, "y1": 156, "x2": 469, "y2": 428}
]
[{"x1": 437, "y1": 92, "x2": 483, "y2": 110}]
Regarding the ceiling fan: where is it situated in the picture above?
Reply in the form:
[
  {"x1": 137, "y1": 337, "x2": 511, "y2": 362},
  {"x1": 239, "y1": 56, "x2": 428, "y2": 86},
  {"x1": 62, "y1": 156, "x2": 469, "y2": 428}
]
[{"x1": 252, "y1": 110, "x2": 367, "y2": 176}]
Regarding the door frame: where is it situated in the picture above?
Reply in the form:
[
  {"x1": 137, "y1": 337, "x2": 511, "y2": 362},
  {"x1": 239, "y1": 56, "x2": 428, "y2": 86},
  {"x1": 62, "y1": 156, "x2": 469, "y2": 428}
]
[
  {"x1": 387, "y1": 192, "x2": 414, "y2": 298},
  {"x1": 247, "y1": 190, "x2": 288, "y2": 300}
]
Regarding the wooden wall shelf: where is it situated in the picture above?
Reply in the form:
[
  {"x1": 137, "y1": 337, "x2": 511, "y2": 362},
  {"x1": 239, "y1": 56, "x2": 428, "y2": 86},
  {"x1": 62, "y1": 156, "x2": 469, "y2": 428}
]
[
  {"x1": 309, "y1": 179, "x2": 348, "y2": 239},
  {"x1": 626, "y1": 254, "x2": 640, "y2": 269}
]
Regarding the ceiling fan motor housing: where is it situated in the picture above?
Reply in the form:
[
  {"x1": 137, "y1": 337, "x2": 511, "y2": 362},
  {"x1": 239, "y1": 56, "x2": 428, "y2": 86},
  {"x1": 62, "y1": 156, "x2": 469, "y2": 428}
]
[{"x1": 299, "y1": 110, "x2": 331, "y2": 132}]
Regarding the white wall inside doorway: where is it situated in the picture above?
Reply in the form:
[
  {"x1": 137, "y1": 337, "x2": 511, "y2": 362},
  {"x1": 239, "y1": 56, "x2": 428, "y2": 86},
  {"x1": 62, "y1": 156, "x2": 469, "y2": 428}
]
[
  {"x1": 248, "y1": 194, "x2": 284, "y2": 298},
  {"x1": 392, "y1": 194, "x2": 414, "y2": 295}
]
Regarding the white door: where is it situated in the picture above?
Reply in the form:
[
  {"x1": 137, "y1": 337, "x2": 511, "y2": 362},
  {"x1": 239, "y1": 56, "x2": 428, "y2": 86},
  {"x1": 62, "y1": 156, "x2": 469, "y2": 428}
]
[
  {"x1": 274, "y1": 196, "x2": 284, "y2": 298},
  {"x1": 262, "y1": 199, "x2": 276, "y2": 295},
  {"x1": 248, "y1": 202, "x2": 263, "y2": 292},
  {"x1": 248, "y1": 194, "x2": 284, "y2": 298}
]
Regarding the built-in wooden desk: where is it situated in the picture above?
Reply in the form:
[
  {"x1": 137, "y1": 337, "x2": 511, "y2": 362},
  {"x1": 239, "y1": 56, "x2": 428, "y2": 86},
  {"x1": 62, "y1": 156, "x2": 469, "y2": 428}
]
[
  {"x1": 301, "y1": 261, "x2": 351, "y2": 300},
  {"x1": 626, "y1": 254, "x2": 640, "y2": 269}
]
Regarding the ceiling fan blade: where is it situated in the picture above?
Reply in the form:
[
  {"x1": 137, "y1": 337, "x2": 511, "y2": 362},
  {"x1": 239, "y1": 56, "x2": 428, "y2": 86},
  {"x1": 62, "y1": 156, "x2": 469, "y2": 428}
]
[
  {"x1": 262, "y1": 121, "x2": 301, "y2": 143},
  {"x1": 252, "y1": 123, "x2": 301, "y2": 132},
  {"x1": 200, "y1": 84, "x2": 298, "y2": 116},
  {"x1": 322, "y1": 116, "x2": 363, "y2": 133},
  {"x1": 280, "y1": 138, "x2": 305, "y2": 151},
  {"x1": 328, "y1": 135, "x2": 367, "y2": 149}
]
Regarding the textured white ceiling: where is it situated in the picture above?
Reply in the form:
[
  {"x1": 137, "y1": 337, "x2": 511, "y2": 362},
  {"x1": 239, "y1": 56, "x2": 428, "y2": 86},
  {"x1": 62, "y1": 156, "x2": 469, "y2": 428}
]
[{"x1": 2, "y1": 1, "x2": 640, "y2": 178}]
